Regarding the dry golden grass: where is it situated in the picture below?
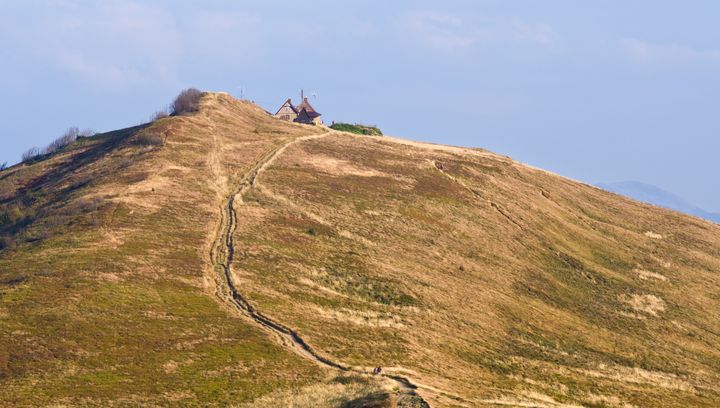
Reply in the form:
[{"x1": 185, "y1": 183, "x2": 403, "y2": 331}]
[
  {"x1": 0, "y1": 94, "x2": 340, "y2": 406},
  {"x1": 2, "y1": 93, "x2": 720, "y2": 407},
  {"x1": 232, "y1": 116, "x2": 720, "y2": 406}
]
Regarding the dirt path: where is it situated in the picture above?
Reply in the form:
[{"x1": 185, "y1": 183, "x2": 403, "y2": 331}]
[{"x1": 209, "y1": 132, "x2": 432, "y2": 407}]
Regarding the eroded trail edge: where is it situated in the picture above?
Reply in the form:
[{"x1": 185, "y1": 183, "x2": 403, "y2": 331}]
[{"x1": 209, "y1": 132, "x2": 432, "y2": 407}]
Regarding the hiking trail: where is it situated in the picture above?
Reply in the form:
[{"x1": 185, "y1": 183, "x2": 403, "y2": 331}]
[{"x1": 209, "y1": 131, "x2": 434, "y2": 407}]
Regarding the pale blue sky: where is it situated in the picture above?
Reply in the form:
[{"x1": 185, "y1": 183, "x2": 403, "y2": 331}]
[{"x1": 1, "y1": 1, "x2": 719, "y2": 211}]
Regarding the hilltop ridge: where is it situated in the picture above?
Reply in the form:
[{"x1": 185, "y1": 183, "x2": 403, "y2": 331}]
[{"x1": 1, "y1": 93, "x2": 720, "y2": 407}]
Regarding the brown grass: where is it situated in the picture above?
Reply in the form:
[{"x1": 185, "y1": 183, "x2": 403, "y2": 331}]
[
  {"x1": 2, "y1": 92, "x2": 720, "y2": 407},
  {"x1": 234, "y1": 125, "x2": 720, "y2": 406}
]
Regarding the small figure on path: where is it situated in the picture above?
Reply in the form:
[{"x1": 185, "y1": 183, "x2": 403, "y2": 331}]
[{"x1": 373, "y1": 367, "x2": 382, "y2": 375}]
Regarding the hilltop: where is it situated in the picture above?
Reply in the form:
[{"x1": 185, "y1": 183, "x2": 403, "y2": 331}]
[{"x1": 1, "y1": 93, "x2": 720, "y2": 407}]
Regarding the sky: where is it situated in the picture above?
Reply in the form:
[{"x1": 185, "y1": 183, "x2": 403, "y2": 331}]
[{"x1": 1, "y1": 0, "x2": 719, "y2": 211}]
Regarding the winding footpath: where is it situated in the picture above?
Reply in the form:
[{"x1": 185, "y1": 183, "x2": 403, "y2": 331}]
[{"x1": 209, "y1": 133, "x2": 432, "y2": 407}]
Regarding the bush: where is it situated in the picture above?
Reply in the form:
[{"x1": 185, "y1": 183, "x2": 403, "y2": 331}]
[
  {"x1": 79, "y1": 128, "x2": 96, "y2": 137},
  {"x1": 135, "y1": 133, "x2": 164, "y2": 146},
  {"x1": 19, "y1": 126, "x2": 93, "y2": 165},
  {"x1": 0, "y1": 211, "x2": 9, "y2": 228},
  {"x1": 68, "y1": 176, "x2": 93, "y2": 191},
  {"x1": 44, "y1": 126, "x2": 80, "y2": 155},
  {"x1": 171, "y1": 88, "x2": 203, "y2": 115},
  {"x1": 0, "y1": 204, "x2": 34, "y2": 236},
  {"x1": 61, "y1": 197, "x2": 104, "y2": 216},
  {"x1": 21, "y1": 147, "x2": 41, "y2": 163},
  {"x1": 6, "y1": 206, "x2": 25, "y2": 224},
  {"x1": 330, "y1": 123, "x2": 383, "y2": 136},
  {"x1": 151, "y1": 110, "x2": 169, "y2": 122},
  {"x1": 0, "y1": 236, "x2": 12, "y2": 251}
]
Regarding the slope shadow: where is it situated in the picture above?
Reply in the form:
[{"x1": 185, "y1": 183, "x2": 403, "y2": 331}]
[
  {"x1": 0, "y1": 124, "x2": 148, "y2": 238},
  {"x1": 339, "y1": 392, "x2": 392, "y2": 408}
]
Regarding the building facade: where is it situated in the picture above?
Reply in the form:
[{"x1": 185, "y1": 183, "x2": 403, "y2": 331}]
[
  {"x1": 274, "y1": 94, "x2": 322, "y2": 125},
  {"x1": 274, "y1": 99, "x2": 298, "y2": 122}
]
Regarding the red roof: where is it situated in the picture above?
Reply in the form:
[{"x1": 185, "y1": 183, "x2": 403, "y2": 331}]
[{"x1": 295, "y1": 97, "x2": 321, "y2": 117}]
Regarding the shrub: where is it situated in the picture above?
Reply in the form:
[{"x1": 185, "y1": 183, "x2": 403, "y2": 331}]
[
  {"x1": 21, "y1": 147, "x2": 41, "y2": 163},
  {"x1": 0, "y1": 204, "x2": 34, "y2": 236},
  {"x1": 330, "y1": 123, "x2": 383, "y2": 136},
  {"x1": 61, "y1": 197, "x2": 104, "y2": 216},
  {"x1": 6, "y1": 206, "x2": 25, "y2": 224},
  {"x1": 119, "y1": 156, "x2": 136, "y2": 168},
  {"x1": 171, "y1": 88, "x2": 203, "y2": 115},
  {"x1": 151, "y1": 110, "x2": 169, "y2": 122},
  {"x1": 0, "y1": 212, "x2": 9, "y2": 227},
  {"x1": 135, "y1": 133, "x2": 164, "y2": 146},
  {"x1": 68, "y1": 176, "x2": 93, "y2": 191},
  {"x1": 44, "y1": 126, "x2": 79, "y2": 155},
  {"x1": 0, "y1": 236, "x2": 12, "y2": 251},
  {"x1": 19, "y1": 126, "x2": 93, "y2": 165},
  {"x1": 79, "y1": 128, "x2": 96, "y2": 137}
]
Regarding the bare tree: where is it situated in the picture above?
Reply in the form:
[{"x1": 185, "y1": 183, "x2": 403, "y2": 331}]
[
  {"x1": 79, "y1": 128, "x2": 96, "y2": 137},
  {"x1": 44, "y1": 126, "x2": 80, "y2": 155},
  {"x1": 151, "y1": 110, "x2": 169, "y2": 122},
  {"x1": 21, "y1": 147, "x2": 41, "y2": 163},
  {"x1": 171, "y1": 88, "x2": 203, "y2": 115}
]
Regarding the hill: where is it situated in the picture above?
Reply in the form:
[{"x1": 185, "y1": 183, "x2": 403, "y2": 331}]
[
  {"x1": 1, "y1": 93, "x2": 720, "y2": 407},
  {"x1": 598, "y1": 181, "x2": 720, "y2": 224}
]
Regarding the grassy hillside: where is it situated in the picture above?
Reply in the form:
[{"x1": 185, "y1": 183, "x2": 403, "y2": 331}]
[
  {"x1": 2, "y1": 92, "x2": 720, "y2": 407},
  {"x1": 0, "y1": 94, "x2": 387, "y2": 406},
  {"x1": 231, "y1": 132, "x2": 720, "y2": 407}
]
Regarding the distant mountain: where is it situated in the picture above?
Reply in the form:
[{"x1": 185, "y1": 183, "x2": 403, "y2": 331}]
[{"x1": 597, "y1": 181, "x2": 720, "y2": 224}]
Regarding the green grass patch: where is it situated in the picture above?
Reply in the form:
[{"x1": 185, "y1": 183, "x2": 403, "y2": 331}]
[{"x1": 330, "y1": 123, "x2": 383, "y2": 136}]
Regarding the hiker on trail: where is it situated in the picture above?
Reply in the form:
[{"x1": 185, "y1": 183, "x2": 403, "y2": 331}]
[{"x1": 372, "y1": 367, "x2": 382, "y2": 375}]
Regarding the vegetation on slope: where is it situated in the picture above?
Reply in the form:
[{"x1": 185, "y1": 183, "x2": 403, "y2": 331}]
[
  {"x1": 234, "y1": 133, "x2": 720, "y2": 407},
  {"x1": 330, "y1": 122, "x2": 383, "y2": 136},
  {"x1": 0, "y1": 93, "x2": 397, "y2": 406},
  {"x1": 2, "y1": 92, "x2": 720, "y2": 407},
  {"x1": 170, "y1": 87, "x2": 203, "y2": 116}
]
